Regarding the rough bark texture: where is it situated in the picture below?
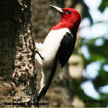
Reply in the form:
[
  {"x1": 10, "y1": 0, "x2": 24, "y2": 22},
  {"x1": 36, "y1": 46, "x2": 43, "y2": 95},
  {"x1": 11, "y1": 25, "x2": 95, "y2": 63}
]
[{"x1": 0, "y1": 0, "x2": 37, "y2": 106}]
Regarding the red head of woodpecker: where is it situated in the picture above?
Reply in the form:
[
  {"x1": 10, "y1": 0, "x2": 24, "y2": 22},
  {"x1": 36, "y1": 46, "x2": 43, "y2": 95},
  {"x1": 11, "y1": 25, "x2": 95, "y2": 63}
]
[
  {"x1": 36, "y1": 5, "x2": 81, "y2": 101},
  {"x1": 51, "y1": 5, "x2": 81, "y2": 35}
]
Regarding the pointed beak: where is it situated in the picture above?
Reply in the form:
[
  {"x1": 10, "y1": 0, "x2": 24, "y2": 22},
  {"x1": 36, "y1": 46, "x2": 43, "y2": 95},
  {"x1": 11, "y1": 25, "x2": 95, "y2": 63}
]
[{"x1": 50, "y1": 5, "x2": 64, "y2": 13}]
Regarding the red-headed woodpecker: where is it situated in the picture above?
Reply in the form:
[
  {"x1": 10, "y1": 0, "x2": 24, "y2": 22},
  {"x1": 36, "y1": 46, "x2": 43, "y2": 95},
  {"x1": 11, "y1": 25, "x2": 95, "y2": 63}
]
[{"x1": 35, "y1": 5, "x2": 81, "y2": 101}]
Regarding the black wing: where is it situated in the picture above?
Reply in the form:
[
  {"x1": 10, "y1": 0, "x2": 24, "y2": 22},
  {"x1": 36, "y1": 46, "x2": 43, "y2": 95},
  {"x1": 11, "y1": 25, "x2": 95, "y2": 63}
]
[
  {"x1": 38, "y1": 32, "x2": 76, "y2": 101},
  {"x1": 57, "y1": 32, "x2": 76, "y2": 67}
]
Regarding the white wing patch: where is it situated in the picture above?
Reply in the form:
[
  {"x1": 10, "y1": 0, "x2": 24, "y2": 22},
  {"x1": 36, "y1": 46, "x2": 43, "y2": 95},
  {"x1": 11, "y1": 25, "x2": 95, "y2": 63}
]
[{"x1": 41, "y1": 28, "x2": 71, "y2": 65}]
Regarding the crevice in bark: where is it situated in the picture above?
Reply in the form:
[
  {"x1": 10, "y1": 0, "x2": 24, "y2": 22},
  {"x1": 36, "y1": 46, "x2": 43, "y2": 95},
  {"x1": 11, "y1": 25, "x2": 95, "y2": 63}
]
[{"x1": 0, "y1": 0, "x2": 37, "y2": 106}]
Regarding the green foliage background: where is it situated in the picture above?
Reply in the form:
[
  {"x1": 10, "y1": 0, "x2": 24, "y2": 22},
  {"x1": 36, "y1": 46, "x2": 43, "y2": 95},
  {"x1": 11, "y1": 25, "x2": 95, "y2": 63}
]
[{"x1": 80, "y1": 0, "x2": 108, "y2": 107}]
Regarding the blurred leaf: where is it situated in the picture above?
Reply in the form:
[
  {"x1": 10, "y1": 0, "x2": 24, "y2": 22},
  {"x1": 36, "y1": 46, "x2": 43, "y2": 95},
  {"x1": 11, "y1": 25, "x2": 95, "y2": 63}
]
[
  {"x1": 84, "y1": 39, "x2": 108, "y2": 61},
  {"x1": 81, "y1": 2, "x2": 93, "y2": 24},
  {"x1": 99, "y1": 0, "x2": 108, "y2": 12},
  {"x1": 93, "y1": 68, "x2": 108, "y2": 90}
]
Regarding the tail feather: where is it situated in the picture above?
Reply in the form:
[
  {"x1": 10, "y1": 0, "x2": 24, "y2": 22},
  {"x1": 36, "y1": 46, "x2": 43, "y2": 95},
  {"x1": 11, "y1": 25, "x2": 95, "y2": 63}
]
[{"x1": 37, "y1": 56, "x2": 58, "y2": 101}]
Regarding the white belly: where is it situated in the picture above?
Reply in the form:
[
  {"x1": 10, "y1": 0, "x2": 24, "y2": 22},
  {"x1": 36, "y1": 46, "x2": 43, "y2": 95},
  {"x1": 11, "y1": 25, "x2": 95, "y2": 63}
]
[{"x1": 41, "y1": 28, "x2": 70, "y2": 65}]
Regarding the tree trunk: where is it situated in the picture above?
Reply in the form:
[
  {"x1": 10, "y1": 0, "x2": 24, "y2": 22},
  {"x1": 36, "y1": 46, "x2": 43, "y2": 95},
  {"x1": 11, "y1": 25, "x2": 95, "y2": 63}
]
[{"x1": 0, "y1": 0, "x2": 37, "y2": 106}]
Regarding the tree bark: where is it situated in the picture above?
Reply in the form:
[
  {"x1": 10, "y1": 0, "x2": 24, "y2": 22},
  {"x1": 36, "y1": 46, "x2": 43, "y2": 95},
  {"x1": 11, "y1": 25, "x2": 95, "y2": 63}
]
[{"x1": 0, "y1": 0, "x2": 37, "y2": 106}]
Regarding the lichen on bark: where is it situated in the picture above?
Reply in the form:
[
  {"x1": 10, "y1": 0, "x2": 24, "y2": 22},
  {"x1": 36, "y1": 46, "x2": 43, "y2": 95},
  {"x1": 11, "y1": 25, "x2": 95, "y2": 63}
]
[{"x1": 0, "y1": 0, "x2": 37, "y2": 106}]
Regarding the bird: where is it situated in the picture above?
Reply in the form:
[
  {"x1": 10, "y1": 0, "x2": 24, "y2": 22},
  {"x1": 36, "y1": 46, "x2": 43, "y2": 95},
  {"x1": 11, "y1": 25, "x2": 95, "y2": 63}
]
[{"x1": 35, "y1": 5, "x2": 81, "y2": 101}]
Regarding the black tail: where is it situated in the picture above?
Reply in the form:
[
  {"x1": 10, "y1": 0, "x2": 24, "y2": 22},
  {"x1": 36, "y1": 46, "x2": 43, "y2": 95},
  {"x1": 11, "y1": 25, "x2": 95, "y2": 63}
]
[{"x1": 37, "y1": 56, "x2": 58, "y2": 102}]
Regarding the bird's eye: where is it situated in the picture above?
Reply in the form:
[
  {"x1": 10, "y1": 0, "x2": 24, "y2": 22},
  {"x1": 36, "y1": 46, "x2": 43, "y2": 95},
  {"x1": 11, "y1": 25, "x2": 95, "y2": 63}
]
[{"x1": 65, "y1": 10, "x2": 71, "y2": 14}]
